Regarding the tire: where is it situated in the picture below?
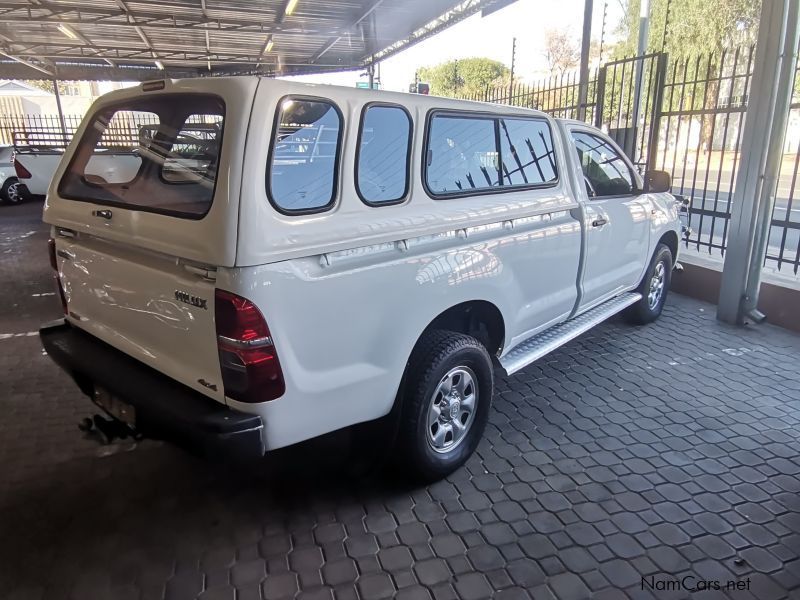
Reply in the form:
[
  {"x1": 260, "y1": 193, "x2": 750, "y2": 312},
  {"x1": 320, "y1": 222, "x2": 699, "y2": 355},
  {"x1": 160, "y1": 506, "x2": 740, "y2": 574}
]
[
  {"x1": 395, "y1": 329, "x2": 494, "y2": 481},
  {"x1": 625, "y1": 243, "x2": 673, "y2": 325},
  {"x1": 1, "y1": 178, "x2": 28, "y2": 204}
]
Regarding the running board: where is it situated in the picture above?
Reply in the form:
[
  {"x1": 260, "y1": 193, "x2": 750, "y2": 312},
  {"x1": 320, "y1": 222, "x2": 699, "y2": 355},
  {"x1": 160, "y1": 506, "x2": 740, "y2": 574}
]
[{"x1": 500, "y1": 292, "x2": 641, "y2": 375}]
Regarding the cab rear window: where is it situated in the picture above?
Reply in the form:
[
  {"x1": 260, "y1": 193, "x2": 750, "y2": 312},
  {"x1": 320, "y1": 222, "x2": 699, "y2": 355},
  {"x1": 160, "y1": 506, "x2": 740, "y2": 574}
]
[
  {"x1": 58, "y1": 94, "x2": 224, "y2": 219},
  {"x1": 424, "y1": 112, "x2": 558, "y2": 198}
]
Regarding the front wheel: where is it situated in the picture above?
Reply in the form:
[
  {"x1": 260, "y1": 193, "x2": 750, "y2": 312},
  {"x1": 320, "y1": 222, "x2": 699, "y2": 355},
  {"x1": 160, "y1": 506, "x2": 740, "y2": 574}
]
[
  {"x1": 396, "y1": 330, "x2": 494, "y2": 481},
  {"x1": 625, "y1": 243, "x2": 673, "y2": 325}
]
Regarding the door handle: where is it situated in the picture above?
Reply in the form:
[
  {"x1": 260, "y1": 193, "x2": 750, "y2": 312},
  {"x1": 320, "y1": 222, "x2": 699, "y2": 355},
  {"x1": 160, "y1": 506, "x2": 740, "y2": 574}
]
[
  {"x1": 92, "y1": 209, "x2": 112, "y2": 220},
  {"x1": 592, "y1": 217, "x2": 608, "y2": 227}
]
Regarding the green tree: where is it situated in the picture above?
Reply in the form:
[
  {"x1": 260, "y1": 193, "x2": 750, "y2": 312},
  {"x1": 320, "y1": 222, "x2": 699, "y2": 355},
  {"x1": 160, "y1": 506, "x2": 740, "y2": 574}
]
[
  {"x1": 418, "y1": 57, "x2": 509, "y2": 98},
  {"x1": 543, "y1": 28, "x2": 580, "y2": 76},
  {"x1": 614, "y1": 0, "x2": 761, "y2": 152},
  {"x1": 23, "y1": 80, "x2": 70, "y2": 95},
  {"x1": 614, "y1": 0, "x2": 760, "y2": 60}
]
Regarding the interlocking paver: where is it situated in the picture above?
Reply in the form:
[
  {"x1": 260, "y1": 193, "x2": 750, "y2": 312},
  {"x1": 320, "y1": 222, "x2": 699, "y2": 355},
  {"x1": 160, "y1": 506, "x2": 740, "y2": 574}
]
[{"x1": 1, "y1": 201, "x2": 799, "y2": 599}]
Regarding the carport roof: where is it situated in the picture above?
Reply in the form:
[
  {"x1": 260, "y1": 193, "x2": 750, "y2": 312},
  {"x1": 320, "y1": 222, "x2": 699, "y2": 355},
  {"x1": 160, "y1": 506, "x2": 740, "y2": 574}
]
[{"x1": 0, "y1": 0, "x2": 505, "y2": 81}]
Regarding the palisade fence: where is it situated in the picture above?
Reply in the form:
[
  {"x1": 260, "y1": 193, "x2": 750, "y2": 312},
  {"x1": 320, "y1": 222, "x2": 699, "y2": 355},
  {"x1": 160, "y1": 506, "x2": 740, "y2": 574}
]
[
  {"x1": 460, "y1": 45, "x2": 800, "y2": 276},
  {"x1": 0, "y1": 114, "x2": 84, "y2": 147},
  {"x1": 462, "y1": 71, "x2": 600, "y2": 123}
]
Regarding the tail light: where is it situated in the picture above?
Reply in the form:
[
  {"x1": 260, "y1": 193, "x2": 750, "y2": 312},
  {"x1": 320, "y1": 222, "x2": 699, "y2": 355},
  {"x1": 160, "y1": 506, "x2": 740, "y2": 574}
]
[
  {"x1": 48, "y1": 237, "x2": 68, "y2": 315},
  {"x1": 14, "y1": 158, "x2": 31, "y2": 179},
  {"x1": 215, "y1": 289, "x2": 285, "y2": 403}
]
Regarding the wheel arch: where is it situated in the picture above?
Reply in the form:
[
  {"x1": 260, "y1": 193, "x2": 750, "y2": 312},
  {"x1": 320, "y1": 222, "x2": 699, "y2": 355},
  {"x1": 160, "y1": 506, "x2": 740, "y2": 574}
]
[
  {"x1": 419, "y1": 299, "x2": 506, "y2": 359},
  {"x1": 657, "y1": 229, "x2": 679, "y2": 262}
]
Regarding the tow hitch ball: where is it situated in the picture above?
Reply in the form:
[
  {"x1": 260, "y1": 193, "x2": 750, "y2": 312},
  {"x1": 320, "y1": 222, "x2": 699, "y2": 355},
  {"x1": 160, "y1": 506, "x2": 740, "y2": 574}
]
[{"x1": 78, "y1": 414, "x2": 141, "y2": 445}]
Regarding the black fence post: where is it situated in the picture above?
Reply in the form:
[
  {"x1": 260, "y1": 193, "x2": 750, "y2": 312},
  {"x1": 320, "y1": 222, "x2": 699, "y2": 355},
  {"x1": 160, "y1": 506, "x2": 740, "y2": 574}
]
[
  {"x1": 646, "y1": 52, "x2": 668, "y2": 173},
  {"x1": 594, "y1": 67, "x2": 606, "y2": 128}
]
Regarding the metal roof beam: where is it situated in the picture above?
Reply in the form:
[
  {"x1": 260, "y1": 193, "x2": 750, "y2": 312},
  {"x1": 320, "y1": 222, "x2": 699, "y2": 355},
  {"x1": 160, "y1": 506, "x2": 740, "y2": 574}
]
[
  {"x1": 9, "y1": 47, "x2": 267, "y2": 64},
  {"x1": 0, "y1": 50, "x2": 54, "y2": 75},
  {"x1": 0, "y1": 4, "x2": 296, "y2": 34},
  {"x1": 201, "y1": 0, "x2": 211, "y2": 70},
  {"x1": 365, "y1": 0, "x2": 512, "y2": 65},
  {"x1": 310, "y1": 0, "x2": 385, "y2": 63}
]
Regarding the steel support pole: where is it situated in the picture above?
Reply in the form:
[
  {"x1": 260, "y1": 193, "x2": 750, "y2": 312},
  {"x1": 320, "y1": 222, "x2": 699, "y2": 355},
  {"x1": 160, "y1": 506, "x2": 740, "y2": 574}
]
[
  {"x1": 743, "y1": 0, "x2": 800, "y2": 316},
  {"x1": 508, "y1": 37, "x2": 516, "y2": 104},
  {"x1": 52, "y1": 78, "x2": 67, "y2": 144},
  {"x1": 630, "y1": 0, "x2": 649, "y2": 159},
  {"x1": 717, "y1": 0, "x2": 798, "y2": 325},
  {"x1": 576, "y1": 0, "x2": 593, "y2": 122}
]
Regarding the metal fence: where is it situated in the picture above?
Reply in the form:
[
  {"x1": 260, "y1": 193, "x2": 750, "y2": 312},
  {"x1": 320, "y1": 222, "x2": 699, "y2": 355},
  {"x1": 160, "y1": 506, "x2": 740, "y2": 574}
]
[
  {"x1": 461, "y1": 71, "x2": 599, "y2": 122},
  {"x1": 459, "y1": 46, "x2": 800, "y2": 275},
  {"x1": 769, "y1": 52, "x2": 800, "y2": 273},
  {"x1": 0, "y1": 114, "x2": 84, "y2": 147},
  {"x1": 652, "y1": 48, "x2": 755, "y2": 259}
]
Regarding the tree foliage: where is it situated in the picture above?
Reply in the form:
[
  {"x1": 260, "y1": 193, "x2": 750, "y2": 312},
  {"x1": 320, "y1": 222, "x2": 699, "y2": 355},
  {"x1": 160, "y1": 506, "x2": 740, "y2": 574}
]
[
  {"x1": 615, "y1": 0, "x2": 761, "y2": 60},
  {"x1": 418, "y1": 57, "x2": 509, "y2": 97},
  {"x1": 23, "y1": 80, "x2": 71, "y2": 95},
  {"x1": 543, "y1": 28, "x2": 580, "y2": 75}
]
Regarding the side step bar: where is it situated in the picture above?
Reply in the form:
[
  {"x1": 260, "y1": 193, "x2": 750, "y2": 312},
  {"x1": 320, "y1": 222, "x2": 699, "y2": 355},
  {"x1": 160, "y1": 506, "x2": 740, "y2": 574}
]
[{"x1": 500, "y1": 292, "x2": 641, "y2": 375}]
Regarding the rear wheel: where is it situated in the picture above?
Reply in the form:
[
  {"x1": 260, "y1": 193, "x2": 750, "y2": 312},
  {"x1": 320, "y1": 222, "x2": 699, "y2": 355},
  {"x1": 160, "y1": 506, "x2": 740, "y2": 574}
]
[
  {"x1": 625, "y1": 243, "x2": 673, "y2": 324},
  {"x1": 396, "y1": 330, "x2": 493, "y2": 481},
  {"x1": 1, "y1": 178, "x2": 28, "y2": 204}
]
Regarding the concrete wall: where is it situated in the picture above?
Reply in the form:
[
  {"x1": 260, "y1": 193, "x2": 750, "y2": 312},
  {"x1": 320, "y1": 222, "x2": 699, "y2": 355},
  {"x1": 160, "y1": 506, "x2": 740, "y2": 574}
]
[{"x1": 672, "y1": 255, "x2": 800, "y2": 333}]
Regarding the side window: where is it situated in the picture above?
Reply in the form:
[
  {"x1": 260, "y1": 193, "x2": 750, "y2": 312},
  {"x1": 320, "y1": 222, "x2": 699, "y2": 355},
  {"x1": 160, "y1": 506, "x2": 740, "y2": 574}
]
[
  {"x1": 357, "y1": 105, "x2": 411, "y2": 204},
  {"x1": 268, "y1": 98, "x2": 342, "y2": 213},
  {"x1": 498, "y1": 118, "x2": 558, "y2": 186},
  {"x1": 571, "y1": 131, "x2": 635, "y2": 197},
  {"x1": 426, "y1": 115, "x2": 499, "y2": 194}
]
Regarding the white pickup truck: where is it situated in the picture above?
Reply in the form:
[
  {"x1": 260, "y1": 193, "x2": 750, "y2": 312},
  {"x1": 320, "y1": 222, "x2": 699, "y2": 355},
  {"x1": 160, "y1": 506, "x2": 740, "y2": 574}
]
[{"x1": 40, "y1": 78, "x2": 681, "y2": 480}]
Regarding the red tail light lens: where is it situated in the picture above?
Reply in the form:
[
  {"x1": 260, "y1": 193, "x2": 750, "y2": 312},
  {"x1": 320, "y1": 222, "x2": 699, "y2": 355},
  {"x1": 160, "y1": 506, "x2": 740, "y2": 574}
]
[
  {"x1": 14, "y1": 158, "x2": 31, "y2": 179},
  {"x1": 215, "y1": 289, "x2": 285, "y2": 403}
]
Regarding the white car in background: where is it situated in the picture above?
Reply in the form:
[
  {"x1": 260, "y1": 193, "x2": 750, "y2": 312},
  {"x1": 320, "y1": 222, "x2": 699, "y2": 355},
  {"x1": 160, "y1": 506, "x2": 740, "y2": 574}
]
[
  {"x1": 11, "y1": 146, "x2": 62, "y2": 199},
  {"x1": 13, "y1": 128, "x2": 194, "y2": 201},
  {"x1": 0, "y1": 145, "x2": 29, "y2": 204}
]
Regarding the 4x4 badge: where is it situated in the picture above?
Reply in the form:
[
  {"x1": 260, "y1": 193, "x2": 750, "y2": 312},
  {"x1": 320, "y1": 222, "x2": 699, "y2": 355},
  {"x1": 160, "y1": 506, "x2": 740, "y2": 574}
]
[{"x1": 174, "y1": 290, "x2": 208, "y2": 310}]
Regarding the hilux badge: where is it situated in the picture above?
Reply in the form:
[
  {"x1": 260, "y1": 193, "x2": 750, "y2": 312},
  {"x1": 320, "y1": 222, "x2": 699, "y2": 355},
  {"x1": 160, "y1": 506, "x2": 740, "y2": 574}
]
[{"x1": 174, "y1": 290, "x2": 208, "y2": 310}]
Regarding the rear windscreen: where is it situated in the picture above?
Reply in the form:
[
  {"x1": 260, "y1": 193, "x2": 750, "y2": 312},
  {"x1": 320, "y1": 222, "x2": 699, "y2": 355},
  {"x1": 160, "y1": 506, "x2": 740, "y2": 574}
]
[{"x1": 58, "y1": 94, "x2": 224, "y2": 218}]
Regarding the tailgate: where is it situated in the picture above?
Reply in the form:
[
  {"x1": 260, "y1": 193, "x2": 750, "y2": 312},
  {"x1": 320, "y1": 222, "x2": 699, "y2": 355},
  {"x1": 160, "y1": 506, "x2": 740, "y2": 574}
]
[{"x1": 55, "y1": 232, "x2": 225, "y2": 402}]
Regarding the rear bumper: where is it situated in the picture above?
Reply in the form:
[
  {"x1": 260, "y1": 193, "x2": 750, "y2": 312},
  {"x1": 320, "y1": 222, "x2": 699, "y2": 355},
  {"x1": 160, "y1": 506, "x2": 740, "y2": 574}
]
[{"x1": 40, "y1": 319, "x2": 265, "y2": 460}]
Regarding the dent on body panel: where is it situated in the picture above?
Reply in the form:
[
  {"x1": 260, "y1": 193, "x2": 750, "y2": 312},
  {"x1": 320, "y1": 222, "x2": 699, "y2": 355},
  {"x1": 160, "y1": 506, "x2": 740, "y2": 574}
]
[
  {"x1": 64, "y1": 249, "x2": 191, "y2": 332},
  {"x1": 649, "y1": 193, "x2": 677, "y2": 228}
]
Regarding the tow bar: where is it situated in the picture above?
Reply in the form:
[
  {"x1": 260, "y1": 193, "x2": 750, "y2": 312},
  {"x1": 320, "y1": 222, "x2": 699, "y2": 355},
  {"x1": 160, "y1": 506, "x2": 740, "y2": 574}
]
[{"x1": 78, "y1": 413, "x2": 142, "y2": 445}]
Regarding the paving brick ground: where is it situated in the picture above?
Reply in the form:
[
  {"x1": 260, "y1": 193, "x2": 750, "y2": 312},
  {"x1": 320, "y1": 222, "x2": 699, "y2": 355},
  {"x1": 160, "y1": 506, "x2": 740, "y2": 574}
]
[{"x1": 1, "y1": 200, "x2": 799, "y2": 600}]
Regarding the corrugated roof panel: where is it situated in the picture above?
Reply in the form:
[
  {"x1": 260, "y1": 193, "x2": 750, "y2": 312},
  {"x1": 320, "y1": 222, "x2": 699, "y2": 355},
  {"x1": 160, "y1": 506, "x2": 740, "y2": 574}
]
[{"x1": 0, "y1": 0, "x2": 507, "y2": 80}]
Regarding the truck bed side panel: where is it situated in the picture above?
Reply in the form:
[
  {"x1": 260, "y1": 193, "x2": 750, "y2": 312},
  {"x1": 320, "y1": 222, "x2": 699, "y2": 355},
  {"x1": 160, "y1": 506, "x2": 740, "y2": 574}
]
[{"x1": 222, "y1": 213, "x2": 581, "y2": 450}]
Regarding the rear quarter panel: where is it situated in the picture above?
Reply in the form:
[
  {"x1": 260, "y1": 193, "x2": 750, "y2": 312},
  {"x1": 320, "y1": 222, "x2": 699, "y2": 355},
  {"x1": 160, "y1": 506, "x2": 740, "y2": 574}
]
[{"x1": 223, "y1": 213, "x2": 581, "y2": 451}]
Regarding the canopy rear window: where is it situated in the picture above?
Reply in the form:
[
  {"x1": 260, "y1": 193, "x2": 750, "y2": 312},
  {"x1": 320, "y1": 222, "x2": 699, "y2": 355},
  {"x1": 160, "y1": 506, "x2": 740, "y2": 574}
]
[{"x1": 58, "y1": 94, "x2": 225, "y2": 219}]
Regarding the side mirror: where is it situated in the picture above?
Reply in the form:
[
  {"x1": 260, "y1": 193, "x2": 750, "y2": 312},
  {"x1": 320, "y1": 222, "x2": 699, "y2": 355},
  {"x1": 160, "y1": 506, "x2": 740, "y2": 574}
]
[{"x1": 644, "y1": 170, "x2": 672, "y2": 193}]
